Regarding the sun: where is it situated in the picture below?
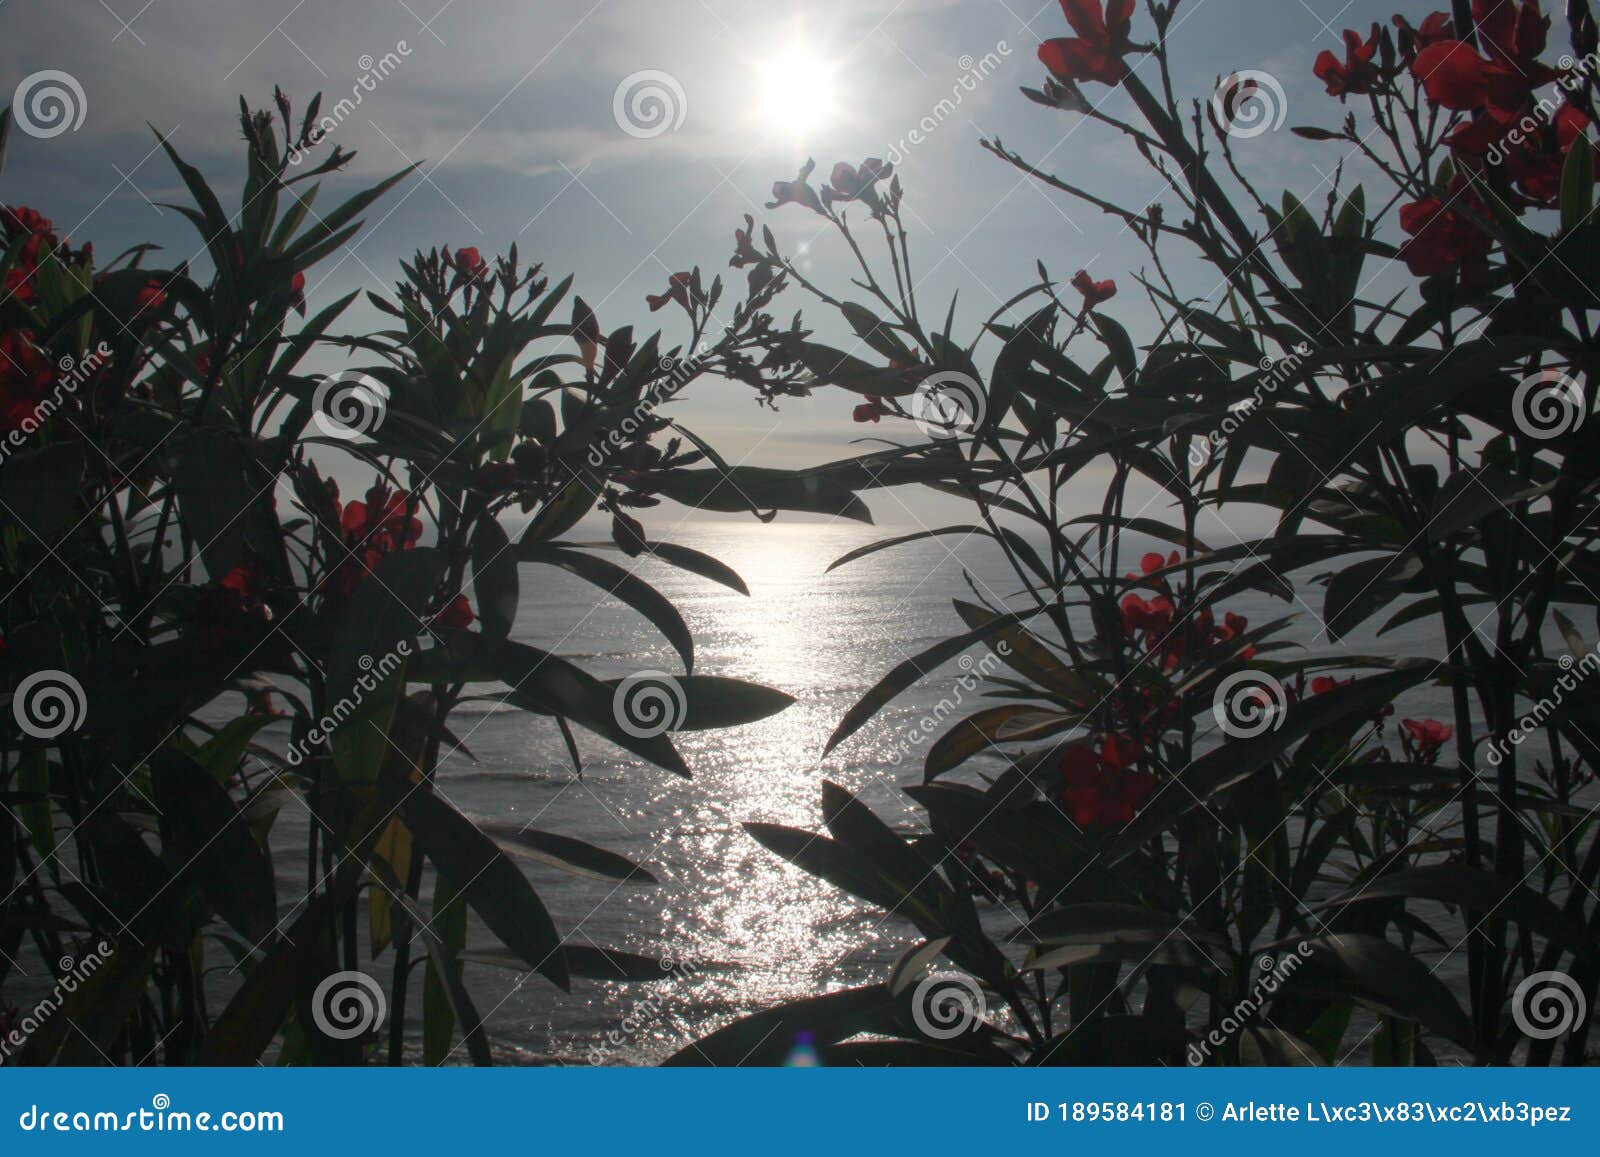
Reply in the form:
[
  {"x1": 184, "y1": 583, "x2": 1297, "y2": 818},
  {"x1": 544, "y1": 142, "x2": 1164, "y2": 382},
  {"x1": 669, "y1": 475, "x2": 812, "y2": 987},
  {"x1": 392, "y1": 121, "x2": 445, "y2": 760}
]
[{"x1": 756, "y1": 47, "x2": 838, "y2": 142}]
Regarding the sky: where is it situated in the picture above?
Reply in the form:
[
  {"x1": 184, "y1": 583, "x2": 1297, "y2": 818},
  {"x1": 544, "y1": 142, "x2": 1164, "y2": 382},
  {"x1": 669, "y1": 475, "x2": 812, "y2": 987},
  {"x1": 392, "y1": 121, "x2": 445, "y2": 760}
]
[{"x1": 2, "y1": 0, "x2": 1449, "y2": 531}]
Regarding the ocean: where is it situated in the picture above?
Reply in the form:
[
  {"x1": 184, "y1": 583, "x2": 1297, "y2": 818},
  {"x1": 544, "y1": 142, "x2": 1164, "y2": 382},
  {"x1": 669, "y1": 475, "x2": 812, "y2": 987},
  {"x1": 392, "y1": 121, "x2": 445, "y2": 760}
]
[{"x1": 257, "y1": 519, "x2": 1464, "y2": 1065}]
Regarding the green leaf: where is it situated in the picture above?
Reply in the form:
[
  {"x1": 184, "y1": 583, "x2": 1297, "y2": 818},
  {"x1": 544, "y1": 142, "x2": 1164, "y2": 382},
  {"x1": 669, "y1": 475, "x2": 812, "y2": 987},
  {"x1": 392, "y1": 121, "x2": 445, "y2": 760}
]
[
  {"x1": 402, "y1": 787, "x2": 569, "y2": 989},
  {"x1": 793, "y1": 341, "x2": 915, "y2": 397},
  {"x1": 0, "y1": 443, "x2": 84, "y2": 541},
  {"x1": 656, "y1": 465, "x2": 873, "y2": 523},
  {"x1": 327, "y1": 549, "x2": 441, "y2": 783},
  {"x1": 827, "y1": 526, "x2": 987, "y2": 573},
  {"x1": 152, "y1": 748, "x2": 275, "y2": 942},
  {"x1": 596, "y1": 674, "x2": 793, "y2": 731},
  {"x1": 1324, "y1": 553, "x2": 1423, "y2": 640},
  {"x1": 1286, "y1": 933, "x2": 1473, "y2": 1048},
  {"x1": 662, "y1": 984, "x2": 897, "y2": 1065},
  {"x1": 1561, "y1": 134, "x2": 1594, "y2": 235},
  {"x1": 471, "y1": 518, "x2": 518, "y2": 640},
  {"x1": 518, "y1": 544, "x2": 693, "y2": 671},
  {"x1": 487, "y1": 637, "x2": 689, "y2": 776},
  {"x1": 825, "y1": 607, "x2": 1048, "y2": 755},
  {"x1": 482, "y1": 824, "x2": 658, "y2": 883}
]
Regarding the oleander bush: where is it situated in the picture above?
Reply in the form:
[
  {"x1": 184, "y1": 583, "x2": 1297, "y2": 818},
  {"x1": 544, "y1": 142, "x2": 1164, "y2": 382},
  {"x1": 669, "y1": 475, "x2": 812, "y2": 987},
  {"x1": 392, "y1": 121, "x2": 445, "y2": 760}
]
[
  {"x1": 0, "y1": 93, "x2": 863, "y2": 1064},
  {"x1": 675, "y1": 0, "x2": 1600, "y2": 1066}
]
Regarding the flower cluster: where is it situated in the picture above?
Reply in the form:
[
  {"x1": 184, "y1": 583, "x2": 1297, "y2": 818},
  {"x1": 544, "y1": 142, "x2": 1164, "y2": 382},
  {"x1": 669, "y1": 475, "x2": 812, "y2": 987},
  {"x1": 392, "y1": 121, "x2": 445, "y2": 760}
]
[
  {"x1": 1120, "y1": 552, "x2": 1252, "y2": 673},
  {"x1": 1056, "y1": 733, "x2": 1155, "y2": 828},
  {"x1": 327, "y1": 481, "x2": 424, "y2": 605},
  {"x1": 1312, "y1": 4, "x2": 1594, "y2": 278}
]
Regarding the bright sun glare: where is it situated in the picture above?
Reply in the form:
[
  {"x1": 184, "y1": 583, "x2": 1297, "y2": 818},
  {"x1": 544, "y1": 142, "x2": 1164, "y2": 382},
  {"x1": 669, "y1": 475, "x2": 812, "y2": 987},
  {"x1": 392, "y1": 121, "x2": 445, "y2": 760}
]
[{"x1": 757, "y1": 48, "x2": 838, "y2": 141}]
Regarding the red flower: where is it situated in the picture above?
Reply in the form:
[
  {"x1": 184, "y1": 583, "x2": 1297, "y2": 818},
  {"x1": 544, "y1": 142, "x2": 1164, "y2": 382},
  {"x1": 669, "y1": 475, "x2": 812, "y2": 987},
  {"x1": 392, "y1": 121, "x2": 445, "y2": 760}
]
[
  {"x1": 0, "y1": 331, "x2": 56, "y2": 431},
  {"x1": 446, "y1": 245, "x2": 488, "y2": 282},
  {"x1": 288, "y1": 270, "x2": 307, "y2": 314},
  {"x1": 1453, "y1": 103, "x2": 1593, "y2": 205},
  {"x1": 823, "y1": 158, "x2": 894, "y2": 210},
  {"x1": 647, "y1": 271, "x2": 695, "y2": 313},
  {"x1": 134, "y1": 281, "x2": 167, "y2": 314},
  {"x1": 1314, "y1": 24, "x2": 1382, "y2": 97},
  {"x1": 768, "y1": 159, "x2": 825, "y2": 214},
  {"x1": 1401, "y1": 717, "x2": 1454, "y2": 762},
  {"x1": 1310, "y1": 674, "x2": 1352, "y2": 696},
  {"x1": 1120, "y1": 591, "x2": 1175, "y2": 636},
  {"x1": 852, "y1": 395, "x2": 892, "y2": 423},
  {"x1": 1071, "y1": 268, "x2": 1117, "y2": 307},
  {"x1": 1058, "y1": 736, "x2": 1155, "y2": 828},
  {"x1": 1413, "y1": 0, "x2": 1557, "y2": 116},
  {"x1": 431, "y1": 593, "x2": 475, "y2": 630},
  {"x1": 328, "y1": 482, "x2": 423, "y2": 604},
  {"x1": 196, "y1": 564, "x2": 271, "y2": 653},
  {"x1": 1398, "y1": 179, "x2": 1494, "y2": 277},
  {"x1": 2, "y1": 205, "x2": 59, "y2": 306},
  {"x1": 1039, "y1": 0, "x2": 1136, "y2": 88},
  {"x1": 1393, "y1": 11, "x2": 1455, "y2": 63}
]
